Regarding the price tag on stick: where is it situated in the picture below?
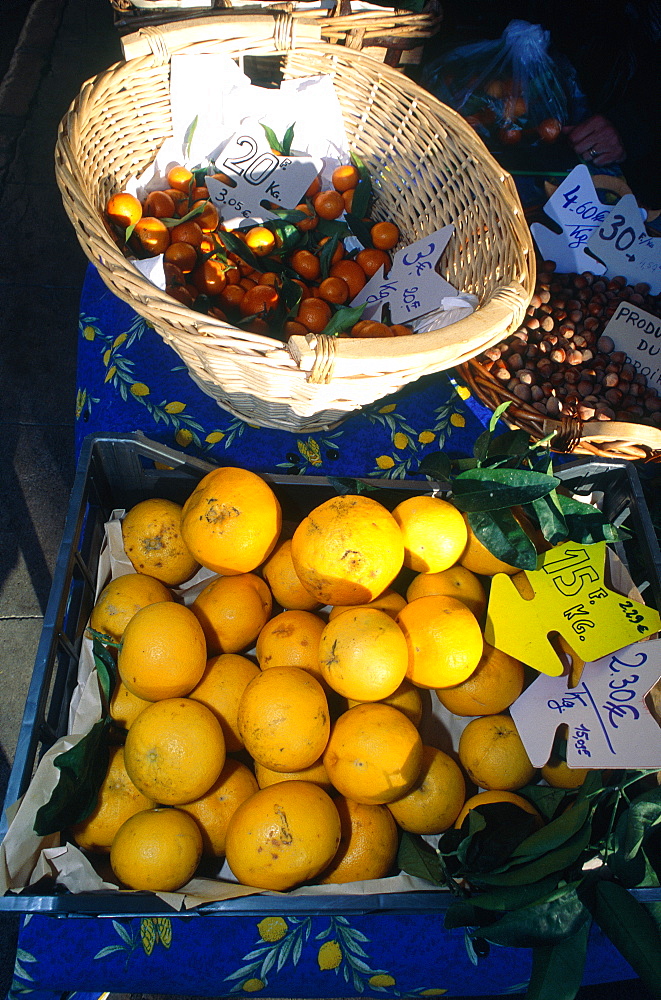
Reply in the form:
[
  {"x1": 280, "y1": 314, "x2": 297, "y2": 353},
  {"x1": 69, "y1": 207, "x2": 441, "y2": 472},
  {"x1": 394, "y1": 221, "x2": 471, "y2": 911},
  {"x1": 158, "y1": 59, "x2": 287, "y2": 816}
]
[
  {"x1": 510, "y1": 640, "x2": 661, "y2": 769},
  {"x1": 586, "y1": 193, "x2": 661, "y2": 293},
  {"x1": 207, "y1": 123, "x2": 323, "y2": 227},
  {"x1": 485, "y1": 540, "x2": 661, "y2": 677},
  {"x1": 350, "y1": 226, "x2": 457, "y2": 323},
  {"x1": 530, "y1": 165, "x2": 608, "y2": 275},
  {"x1": 601, "y1": 301, "x2": 661, "y2": 389}
]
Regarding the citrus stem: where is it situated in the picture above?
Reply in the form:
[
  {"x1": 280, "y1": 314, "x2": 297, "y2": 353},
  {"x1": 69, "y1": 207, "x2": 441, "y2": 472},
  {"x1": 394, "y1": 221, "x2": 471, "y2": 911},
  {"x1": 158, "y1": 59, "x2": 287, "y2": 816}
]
[{"x1": 86, "y1": 627, "x2": 121, "y2": 648}]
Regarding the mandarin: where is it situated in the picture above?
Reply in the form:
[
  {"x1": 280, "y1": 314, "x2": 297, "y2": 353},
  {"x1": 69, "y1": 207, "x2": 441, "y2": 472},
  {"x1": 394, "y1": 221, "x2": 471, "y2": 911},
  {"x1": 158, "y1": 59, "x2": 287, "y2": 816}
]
[
  {"x1": 323, "y1": 702, "x2": 423, "y2": 804},
  {"x1": 189, "y1": 652, "x2": 260, "y2": 752},
  {"x1": 238, "y1": 666, "x2": 330, "y2": 773},
  {"x1": 291, "y1": 494, "x2": 404, "y2": 607},
  {"x1": 225, "y1": 781, "x2": 340, "y2": 891},
  {"x1": 106, "y1": 191, "x2": 142, "y2": 229},
  {"x1": 121, "y1": 498, "x2": 199, "y2": 586},
  {"x1": 191, "y1": 573, "x2": 272, "y2": 655},
  {"x1": 124, "y1": 697, "x2": 225, "y2": 805},
  {"x1": 90, "y1": 572, "x2": 173, "y2": 643},
  {"x1": 319, "y1": 796, "x2": 398, "y2": 884},
  {"x1": 396, "y1": 595, "x2": 483, "y2": 689},
  {"x1": 111, "y1": 807, "x2": 202, "y2": 891},
  {"x1": 180, "y1": 467, "x2": 281, "y2": 576}
]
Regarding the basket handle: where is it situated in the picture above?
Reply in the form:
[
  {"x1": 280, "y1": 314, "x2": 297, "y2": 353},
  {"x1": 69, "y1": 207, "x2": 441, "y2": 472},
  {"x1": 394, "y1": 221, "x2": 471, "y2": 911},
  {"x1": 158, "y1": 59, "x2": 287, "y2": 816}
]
[
  {"x1": 543, "y1": 418, "x2": 661, "y2": 455},
  {"x1": 120, "y1": 11, "x2": 323, "y2": 60}
]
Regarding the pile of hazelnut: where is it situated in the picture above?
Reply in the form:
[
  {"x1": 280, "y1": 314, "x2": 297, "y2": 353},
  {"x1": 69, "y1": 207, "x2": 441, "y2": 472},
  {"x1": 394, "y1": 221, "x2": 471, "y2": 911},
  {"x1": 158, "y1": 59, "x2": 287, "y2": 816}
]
[{"x1": 475, "y1": 262, "x2": 661, "y2": 426}]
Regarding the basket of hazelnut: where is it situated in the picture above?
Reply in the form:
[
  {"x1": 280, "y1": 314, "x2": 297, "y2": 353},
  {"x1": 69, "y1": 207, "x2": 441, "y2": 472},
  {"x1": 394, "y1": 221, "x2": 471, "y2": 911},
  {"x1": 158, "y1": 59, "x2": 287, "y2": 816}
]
[{"x1": 458, "y1": 261, "x2": 661, "y2": 461}]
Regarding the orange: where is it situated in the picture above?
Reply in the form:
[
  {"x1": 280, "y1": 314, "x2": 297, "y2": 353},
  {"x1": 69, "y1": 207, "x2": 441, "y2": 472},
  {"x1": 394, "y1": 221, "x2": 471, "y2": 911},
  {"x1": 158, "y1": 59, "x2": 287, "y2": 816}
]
[
  {"x1": 238, "y1": 665, "x2": 330, "y2": 772},
  {"x1": 124, "y1": 697, "x2": 226, "y2": 805},
  {"x1": 71, "y1": 746, "x2": 153, "y2": 852},
  {"x1": 164, "y1": 241, "x2": 198, "y2": 274},
  {"x1": 188, "y1": 653, "x2": 260, "y2": 751},
  {"x1": 164, "y1": 188, "x2": 188, "y2": 214},
  {"x1": 392, "y1": 496, "x2": 468, "y2": 574},
  {"x1": 356, "y1": 249, "x2": 391, "y2": 278},
  {"x1": 455, "y1": 790, "x2": 542, "y2": 829},
  {"x1": 318, "y1": 236, "x2": 345, "y2": 265},
  {"x1": 89, "y1": 572, "x2": 173, "y2": 642},
  {"x1": 256, "y1": 609, "x2": 326, "y2": 681},
  {"x1": 329, "y1": 588, "x2": 406, "y2": 622},
  {"x1": 342, "y1": 189, "x2": 354, "y2": 212},
  {"x1": 261, "y1": 538, "x2": 320, "y2": 611},
  {"x1": 318, "y1": 276, "x2": 349, "y2": 305},
  {"x1": 436, "y1": 642, "x2": 524, "y2": 717},
  {"x1": 330, "y1": 260, "x2": 366, "y2": 298},
  {"x1": 240, "y1": 284, "x2": 279, "y2": 317},
  {"x1": 291, "y1": 494, "x2": 404, "y2": 607},
  {"x1": 319, "y1": 796, "x2": 398, "y2": 884},
  {"x1": 306, "y1": 175, "x2": 322, "y2": 198},
  {"x1": 348, "y1": 678, "x2": 424, "y2": 726},
  {"x1": 313, "y1": 190, "x2": 345, "y2": 221},
  {"x1": 180, "y1": 467, "x2": 281, "y2": 576},
  {"x1": 254, "y1": 757, "x2": 334, "y2": 794},
  {"x1": 460, "y1": 513, "x2": 519, "y2": 576},
  {"x1": 295, "y1": 203, "x2": 319, "y2": 231},
  {"x1": 387, "y1": 745, "x2": 465, "y2": 834},
  {"x1": 396, "y1": 595, "x2": 483, "y2": 690},
  {"x1": 371, "y1": 222, "x2": 399, "y2": 250},
  {"x1": 244, "y1": 226, "x2": 276, "y2": 256},
  {"x1": 219, "y1": 284, "x2": 245, "y2": 310},
  {"x1": 121, "y1": 498, "x2": 199, "y2": 586},
  {"x1": 192, "y1": 259, "x2": 227, "y2": 296},
  {"x1": 349, "y1": 321, "x2": 393, "y2": 338},
  {"x1": 332, "y1": 165, "x2": 360, "y2": 192},
  {"x1": 458, "y1": 714, "x2": 536, "y2": 791},
  {"x1": 319, "y1": 608, "x2": 408, "y2": 702},
  {"x1": 167, "y1": 165, "x2": 194, "y2": 193},
  {"x1": 323, "y1": 702, "x2": 423, "y2": 804},
  {"x1": 225, "y1": 780, "x2": 341, "y2": 890},
  {"x1": 191, "y1": 573, "x2": 272, "y2": 655},
  {"x1": 106, "y1": 191, "x2": 142, "y2": 228},
  {"x1": 167, "y1": 285, "x2": 194, "y2": 307},
  {"x1": 132, "y1": 217, "x2": 170, "y2": 256},
  {"x1": 110, "y1": 807, "x2": 202, "y2": 891},
  {"x1": 391, "y1": 324, "x2": 413, "y2": 336},
  {"x1": 118, "y1": 601, "x2": 207, "y2": 701},
  {"x1": 190, "y1": 200, "x2": 220, "y2": 233},
  {"x1": 109, "y1": 681, "x2": 151, "y2": 730},
  {"x1": 406, "y1": 565, "x2": 487, "y2": 619},
  {"x1": 169, "y1": 220, "x2": 204, "y2": 247},
  {"x1": 290, "y1": 249, "x2": 321, "y2": 281},
  {"x1": 296, "y1": 297, "x2": 331, "y2": 334},
  {"x1": 541, "y1": 755, "x2": 590, "y2": 789},
  {"x1": 143, "y1": 189, "x2": 176, "y2": 219},
  {"x1": 179, "y1": 759, "x2": 258, "y2": 857}
]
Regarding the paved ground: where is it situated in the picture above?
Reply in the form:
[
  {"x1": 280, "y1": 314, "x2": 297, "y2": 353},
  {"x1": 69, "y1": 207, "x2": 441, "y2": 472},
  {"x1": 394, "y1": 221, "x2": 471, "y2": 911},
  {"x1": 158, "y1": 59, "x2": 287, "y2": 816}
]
[{"x1": 0, "y1": 1, "x2": 653, "y2": 998}]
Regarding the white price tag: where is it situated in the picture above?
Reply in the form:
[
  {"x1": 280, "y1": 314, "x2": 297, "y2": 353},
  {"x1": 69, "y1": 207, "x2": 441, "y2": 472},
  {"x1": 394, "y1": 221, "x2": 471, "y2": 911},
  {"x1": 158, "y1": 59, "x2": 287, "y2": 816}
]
[
  {"x1": 207, "y1": 123, "x2": 323, "y2": 227},
  {"x1": 530, "y1": 165, "x2": 608, "y2": 274},
  {"x1": 350, "y1": 226, "x2": 457, "y2": 324},
  {"x1": 586, "y1": 193, "x2": 661, "y2": 293},
  {"x1": 510, "y1": 640, "x2": 661, "y2": 769},
  {"x1": 602, "y1": 301, "x2": 661, "y2": 389}
]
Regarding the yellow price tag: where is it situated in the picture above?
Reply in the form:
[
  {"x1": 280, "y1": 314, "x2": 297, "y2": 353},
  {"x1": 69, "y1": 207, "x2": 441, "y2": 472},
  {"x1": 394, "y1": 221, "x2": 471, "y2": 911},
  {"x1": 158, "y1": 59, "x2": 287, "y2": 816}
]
[{"x1": 485, "y1": 540, "x2": 661, "y2": 677}]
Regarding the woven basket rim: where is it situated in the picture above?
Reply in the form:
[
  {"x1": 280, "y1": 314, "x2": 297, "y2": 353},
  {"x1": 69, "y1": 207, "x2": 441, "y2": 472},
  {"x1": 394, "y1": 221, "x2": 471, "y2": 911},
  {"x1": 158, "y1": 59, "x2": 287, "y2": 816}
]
[{"x1": 459, "y1": 358, "x2": 661, "y2": 462}]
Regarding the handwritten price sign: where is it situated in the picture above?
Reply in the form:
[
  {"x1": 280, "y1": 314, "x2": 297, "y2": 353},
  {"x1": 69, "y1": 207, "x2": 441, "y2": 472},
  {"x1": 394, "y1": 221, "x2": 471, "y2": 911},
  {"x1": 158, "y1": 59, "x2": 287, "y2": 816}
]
[
  {"x1": 586, "y1": 193, "x2": 661, "y2": 293},
  {"x1": 350, "y1": 225, "x2": 457, "y2": 324},
  {"x1": 485, "y1": 540, "x2": 661, "y2": 677},
  {"x1": 530, "y1": 165, "x2": 607, "y2": 275},
  {"x1": 510, "y1": 640, "x2": 661, "y2": 768},
  {"x1": 207, "y1": 124, "x2": 322, "y2": 227}
]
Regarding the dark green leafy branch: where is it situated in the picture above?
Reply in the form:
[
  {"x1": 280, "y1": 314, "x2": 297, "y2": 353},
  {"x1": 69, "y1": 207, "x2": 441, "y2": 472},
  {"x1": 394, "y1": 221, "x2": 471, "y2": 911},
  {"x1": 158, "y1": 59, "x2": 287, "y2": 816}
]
[
  {"x1": 34, "y1": 639, "x2": 117, "y2": 837},
  {"x1": 417, "y1": 401, "x2": 628, "y2": 568},
  {"x1": 397, "y1": 766, "x2": 661, "y2": 999}
]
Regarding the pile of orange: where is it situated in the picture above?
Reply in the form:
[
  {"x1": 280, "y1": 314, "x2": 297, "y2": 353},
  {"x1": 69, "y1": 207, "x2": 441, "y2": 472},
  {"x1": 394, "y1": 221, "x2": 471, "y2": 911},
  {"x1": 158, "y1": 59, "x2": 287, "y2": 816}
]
[
  {"x1": 77, "y1": 467, "x2": 592, "y2": 895},
  {"x1": 104, "y1": 163, "x2": 412, "y2": 341}
]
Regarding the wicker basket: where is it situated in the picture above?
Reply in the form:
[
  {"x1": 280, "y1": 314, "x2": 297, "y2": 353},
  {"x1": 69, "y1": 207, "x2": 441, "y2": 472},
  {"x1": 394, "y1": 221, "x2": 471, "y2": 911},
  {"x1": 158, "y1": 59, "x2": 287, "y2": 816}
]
[
  {"x1": 458, "y1": 360, "x2": 661, "y2": 462},
  {"x1": 112, "y1": 0, "x2": 443, "y2": 68},
  {"x1": 55, "y1": 14, "x2": 535, "y2": 432}
]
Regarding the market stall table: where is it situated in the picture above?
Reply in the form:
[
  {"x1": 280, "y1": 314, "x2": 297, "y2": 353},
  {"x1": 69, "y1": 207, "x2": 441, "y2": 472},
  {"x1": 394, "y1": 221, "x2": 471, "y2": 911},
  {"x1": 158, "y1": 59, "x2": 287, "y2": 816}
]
[{"x1": 5, "y1": 268, "x2": 652, "y2": 998}]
